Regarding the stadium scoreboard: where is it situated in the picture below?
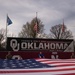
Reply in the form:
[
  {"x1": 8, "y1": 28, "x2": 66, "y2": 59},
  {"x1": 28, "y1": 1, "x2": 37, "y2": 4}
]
[{"x1": 7, "y1": 37, "x2": 74, "y2": 52}]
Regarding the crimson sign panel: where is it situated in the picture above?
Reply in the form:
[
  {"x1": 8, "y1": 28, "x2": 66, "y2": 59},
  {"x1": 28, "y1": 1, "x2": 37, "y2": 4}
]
[{"x1": 7, "y1": 37, "x2": 74, "y2": 52}]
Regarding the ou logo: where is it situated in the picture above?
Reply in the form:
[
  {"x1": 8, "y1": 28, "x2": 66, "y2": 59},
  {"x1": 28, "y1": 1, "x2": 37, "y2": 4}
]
[{"x1": 10, "y1": 39, "x2": 20, "y2": 51}]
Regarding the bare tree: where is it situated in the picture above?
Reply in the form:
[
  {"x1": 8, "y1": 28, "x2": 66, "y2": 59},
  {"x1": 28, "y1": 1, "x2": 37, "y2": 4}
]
[
  {"x1": 50, "y1": 24, "x2": 73, "y2": 39},
  {"x1": 19, "y1": 22, "x2": 31, "y2": 38},
  {"x1": 18, "y1": 17, "x2": 44, "y2": 38},
  {"x1": 0, "y1": 29, "x2": 6, "y2": 49}
]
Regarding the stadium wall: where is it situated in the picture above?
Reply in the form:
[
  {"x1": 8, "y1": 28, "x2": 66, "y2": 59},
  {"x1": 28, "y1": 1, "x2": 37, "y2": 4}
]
[{"x1": 0, "y1": 51, "x2": 73, "y2": 59}]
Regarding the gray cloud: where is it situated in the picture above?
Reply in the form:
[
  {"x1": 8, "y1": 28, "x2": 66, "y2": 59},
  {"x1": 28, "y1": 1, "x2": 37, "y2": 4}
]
[{"x1": 0, "y1": 0, "x2": 75, "y2": 38}]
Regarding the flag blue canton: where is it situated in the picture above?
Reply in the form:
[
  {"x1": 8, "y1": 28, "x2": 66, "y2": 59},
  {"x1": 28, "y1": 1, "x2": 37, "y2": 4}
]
[
  {"x1": 0, "y1": 59, "x2": 52, "y2": 69},
  {"x1": 7, "y1": 15, "x2": 12, "y2": 25}
]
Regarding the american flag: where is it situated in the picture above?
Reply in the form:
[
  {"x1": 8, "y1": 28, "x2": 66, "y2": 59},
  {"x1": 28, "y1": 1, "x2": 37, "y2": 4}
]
[
  {"x1": 0, "y1": 58, "x2": 75, "y2": 75},
  {"x1": 33, "y1": 16, "x2": 38, "y2": 33},
  {"x1": 62, "y1": 21, "x2": 65, "y2": 32},
  {"x1": 34, "y1": 22, "x2": 38, "y2": 32}
]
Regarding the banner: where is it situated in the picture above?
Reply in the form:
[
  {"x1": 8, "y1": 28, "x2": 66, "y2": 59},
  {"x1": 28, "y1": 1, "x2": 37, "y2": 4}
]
[{"x1": 7, "y1": 37, "x2": 74, "y2": 52}]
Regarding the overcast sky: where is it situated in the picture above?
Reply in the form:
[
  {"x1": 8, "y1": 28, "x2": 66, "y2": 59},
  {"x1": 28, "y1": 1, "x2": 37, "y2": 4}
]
[{"x1": 0, "y1": 0, "x2": 75, "y2": 38}]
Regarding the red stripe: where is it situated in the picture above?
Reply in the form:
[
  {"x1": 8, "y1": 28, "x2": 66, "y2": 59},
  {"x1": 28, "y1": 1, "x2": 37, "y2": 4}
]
[{"x1": 0, "y1": 67, "x2": 75, "y2": 73}]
